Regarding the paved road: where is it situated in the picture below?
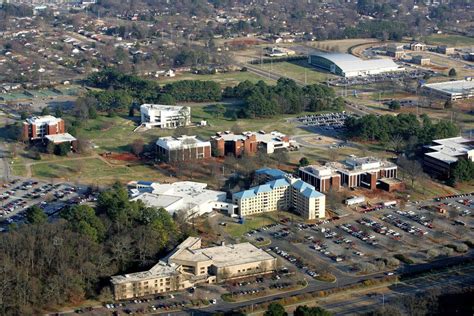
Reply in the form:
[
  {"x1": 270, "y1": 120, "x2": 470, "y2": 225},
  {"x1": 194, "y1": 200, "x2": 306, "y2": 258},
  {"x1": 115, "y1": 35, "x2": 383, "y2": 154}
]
[{"x1": 166, "y1": 258, "x2": 474, "y2": 316}]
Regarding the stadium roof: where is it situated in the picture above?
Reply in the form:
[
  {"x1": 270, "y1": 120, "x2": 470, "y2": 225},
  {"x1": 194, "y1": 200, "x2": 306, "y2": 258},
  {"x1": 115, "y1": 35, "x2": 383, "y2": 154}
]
[{"x1": 313, "y1": 53, "x2": 401, "y2": 74}]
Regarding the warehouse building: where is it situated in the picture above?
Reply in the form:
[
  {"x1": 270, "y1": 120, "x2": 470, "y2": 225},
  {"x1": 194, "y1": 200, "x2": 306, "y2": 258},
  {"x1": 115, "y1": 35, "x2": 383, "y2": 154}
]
[
  {"x1": 140, "y1": 104, "x2": 191, "y2": 128},
  {"x1": 421, "y1": 79, "x2": 474, "y2": 101},
  {"x1": 299, "y1": 156, "x2": 399, "y2": 192},
  {"x1": 156, "y1": 135, "x2": 211, "y2": 163},
  {"x1": 308, "y1": 53, "x2": 404, "y2": 78},
  {"x1": 424, "y1": 136, "x2": 474, "y2": 179},
  {"x1": 111, "y1": 237, "x2": 276, "y2": 300},
  {"x1": 211, "y1": 131, "x2": 297, "y2": 157},
  {"x1": 130, "y1": 181, "x2": 234, "y2": 218},
  {"x1": 233, "y1": 172, "x2": 326, "y2": 220}
]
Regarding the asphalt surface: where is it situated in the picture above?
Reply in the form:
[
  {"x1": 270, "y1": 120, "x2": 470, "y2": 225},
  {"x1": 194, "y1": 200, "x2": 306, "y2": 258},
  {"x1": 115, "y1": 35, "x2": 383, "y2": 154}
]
[{"x1": 168, "y1": 257, "x2": 474, "y2": 315}]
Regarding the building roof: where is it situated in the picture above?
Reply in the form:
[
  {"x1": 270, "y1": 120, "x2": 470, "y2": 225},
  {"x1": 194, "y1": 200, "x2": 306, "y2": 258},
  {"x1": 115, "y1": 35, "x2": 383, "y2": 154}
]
[
  {"x1": 140, "y1": 104, "x2": 188, "y2": 112},
  {"x1": 111, "y1": 261, "x2": 179, "y2": 284},
  {"x1": 255, "y1": 168, "x2": 287, "y2": 179},
  {"x1": 292, "y1": 179, "x2": 324, "y2": 198},
  {"x1": 192, "y1": 242, "x2": 275, "y2": 268},
  {"x1": 422, "y1": 80, "x2": 474, "y2": 96},
  {"x1": 44, "y1": 133, "x2": 76, "y2": 143},
  {"x1": 130, "y1": 181, "x2": 226, "y2": 215},
  {"x1": 212, "y1": 131, "x2": 290, "y2": 144},
  {"x1": 312, "y1": 53, "x2": 402, "y2": 74},
  {"x1": 425, "y1": 136, "x2": 474, "y2": 164},
  {"x1": 233, "y1": 178, "x2": 291, "y2": 199},
  {"x1": 156, "y1": 135, "x2": 211, "y2": 150},
  {"x1": 25, "y1": 115, "x2": 62, "y2": 125}
]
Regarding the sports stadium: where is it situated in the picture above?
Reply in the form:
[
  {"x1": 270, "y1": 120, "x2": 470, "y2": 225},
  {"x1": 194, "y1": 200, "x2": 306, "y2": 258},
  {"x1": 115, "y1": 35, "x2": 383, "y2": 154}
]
[{"x1": 308, "y1": 53, "x2": 404, "y2": 78}]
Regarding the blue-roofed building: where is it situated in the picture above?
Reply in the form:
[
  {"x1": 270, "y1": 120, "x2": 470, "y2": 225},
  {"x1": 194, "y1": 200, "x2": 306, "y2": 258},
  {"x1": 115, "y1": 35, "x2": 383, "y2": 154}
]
[
  {"x1": 232, "y1": 174, "x2": 325, "y2": 220},
  {"x1": 255, "y1": 168, "x2": 287, "y2": 183}
]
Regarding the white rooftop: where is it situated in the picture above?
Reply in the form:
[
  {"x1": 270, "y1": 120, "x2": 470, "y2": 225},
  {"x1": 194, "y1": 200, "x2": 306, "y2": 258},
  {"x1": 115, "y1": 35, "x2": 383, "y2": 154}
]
[
  {"x1": 423, "y1": 79, "x2": 474, "y2": 96},
  {"x1": 140, "y1": 104, "x2": 187, "y2": 111},
  {"x1": 130, "y1": 181, "x2": 226, "y2": 216},
  {"x1": 156, "y1": 135, "x2": 210, "y2": 150},
  {"x1": 45, "y1": 133, "x2": 76, "y2": 143},
  {"x1": 26, "y1": 115, "x2": 62, "y2": 125},
  {"x1": 313, "y1": 53, "x2": 402, "y2": 73},
  {"x1": 425, "y1": 136, "x2": 474, "y2": 164},
  {"x1": 213, "y1": 131, "x2": 289, "y2": 143}
]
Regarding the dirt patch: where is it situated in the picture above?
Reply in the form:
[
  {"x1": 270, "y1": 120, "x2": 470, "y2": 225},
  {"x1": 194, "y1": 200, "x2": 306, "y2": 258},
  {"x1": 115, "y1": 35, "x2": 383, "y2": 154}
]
[{"x1": 101, "y1": 152, "x2": 140, "y2": 162}]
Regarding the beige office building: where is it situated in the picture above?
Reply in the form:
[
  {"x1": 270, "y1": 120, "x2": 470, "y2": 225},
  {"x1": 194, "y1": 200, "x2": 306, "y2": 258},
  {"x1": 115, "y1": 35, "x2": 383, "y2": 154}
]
[{"x1": 111, "y1": 237, "x2": 276, "y2": 300}]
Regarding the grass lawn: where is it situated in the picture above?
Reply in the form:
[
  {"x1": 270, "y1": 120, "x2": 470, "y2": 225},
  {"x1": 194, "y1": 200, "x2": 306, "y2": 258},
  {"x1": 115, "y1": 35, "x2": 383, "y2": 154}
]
[
  {"x1": 421, "y1": 34, "x2": 474, "y2": 47},
  {"x1": 156, "y1": 71, "x2": 275, "y2": 87},
  {"x1": 29, "y1": 158, "x2": 165, "y2": 185},
  {"x1": 257, "y1": 61, "x2": 334, "y2": 84},
  {"x1": 225, "y1": 213, "x2": 278, "y2": 238}
]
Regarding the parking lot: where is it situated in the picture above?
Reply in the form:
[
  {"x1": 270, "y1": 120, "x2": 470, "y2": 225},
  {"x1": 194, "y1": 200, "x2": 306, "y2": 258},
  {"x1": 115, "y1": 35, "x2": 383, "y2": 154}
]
[{"x1": 0, "y1": 178, "x2": 94, "y2": 230}]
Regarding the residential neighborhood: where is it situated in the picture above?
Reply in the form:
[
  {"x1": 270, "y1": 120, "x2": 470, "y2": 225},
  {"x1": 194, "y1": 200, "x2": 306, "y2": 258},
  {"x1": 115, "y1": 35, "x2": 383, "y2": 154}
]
[{"x1": 0, "y1": 0, "x2": 473, "y2": 315}]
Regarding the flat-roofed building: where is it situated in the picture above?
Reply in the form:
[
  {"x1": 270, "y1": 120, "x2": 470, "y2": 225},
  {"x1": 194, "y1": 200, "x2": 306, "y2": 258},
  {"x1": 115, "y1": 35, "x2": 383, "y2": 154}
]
[
  {"x1": 386, "y1": 44, "x2": 404, "y2": 59},
  {"x1": 299, "y1": 156, "x2": 398, "y2": 191},
  {"x1": 130, "y1": 181, "x2": 234, "y2": 218},
  {"x1": 156, "y1": 135, "x2": 211, "y2": 163},
  {"x1": 111, "y1": 237, "x2": 276, "y2": 300},
  {"x1": 409, "y1": 42, "x2": 427, "y2": 51},
  {"x1": 22, "y1": 115, "x2": 65, "y2": 141},
  {"x1": 422, "y1": 79, "x2": 474, "y2": 101},
  {"x1": 424, "y1": 136, "x2": 474, "y2": 179},
  {"x1": 437, "y1": 45, "x2": 455, "y2": 55},
  {"x1": 233, "y1": 172, "x2": 326, "y2": 220},
  {"x1": 211, "y1": 130, "x2": 297, "y2": 157},
  {"x1": 308, "y1": 53, "x2": 404, "y2": 78},
  {"x1": 140, "y1": 104, "x2": 190, "y2": 129},
  {"x1": 412, "y1": 55, "x2": 430, "y2": 66}
]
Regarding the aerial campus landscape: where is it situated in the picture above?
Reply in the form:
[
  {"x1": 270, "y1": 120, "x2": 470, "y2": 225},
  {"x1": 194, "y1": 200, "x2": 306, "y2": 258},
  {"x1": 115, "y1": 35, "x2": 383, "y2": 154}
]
[{"x1": 0, "y1": 1, "x2": 473, "y2": 316}]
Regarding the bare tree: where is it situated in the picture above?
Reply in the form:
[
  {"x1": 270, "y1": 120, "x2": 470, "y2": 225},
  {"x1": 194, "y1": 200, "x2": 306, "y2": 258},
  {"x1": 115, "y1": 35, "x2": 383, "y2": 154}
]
[
  {"x1": 397, "y1": 156, "x2": 423, "y2": 187},
  {"x1": 131, "y1": 138, "x2": 145, "y2": 157}
]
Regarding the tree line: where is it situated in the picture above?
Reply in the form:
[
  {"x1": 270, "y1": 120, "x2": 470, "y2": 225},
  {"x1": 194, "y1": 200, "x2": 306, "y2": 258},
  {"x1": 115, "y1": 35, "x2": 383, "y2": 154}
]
[
  {"x1": 0, "y1": 184, "x2": 192, "y2": 315},
  {"x1": 345, "y1": 113, "x2": 459, "y2": 147},
  {"x1": 85, "y1": 68, "x2": 221, "y2": 105},
  {"x1": 223, "y1": 78, "x2": 343, "y2": 118}
]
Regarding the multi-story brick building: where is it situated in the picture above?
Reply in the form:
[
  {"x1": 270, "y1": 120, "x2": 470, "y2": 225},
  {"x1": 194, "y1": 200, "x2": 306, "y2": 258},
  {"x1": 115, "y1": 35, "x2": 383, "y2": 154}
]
[
  {"x1": 156, "y1": 135, "x2": 211, "y2": 163},
  {"x1": 210, "y1": 131, "x2": 296, "y2": 157},
  {"x1": 22, "y1": 115, "x2": 65, "y2": 141},
  {"x1": 299, "y1": 156, "x2": 398, "y2": 192}
]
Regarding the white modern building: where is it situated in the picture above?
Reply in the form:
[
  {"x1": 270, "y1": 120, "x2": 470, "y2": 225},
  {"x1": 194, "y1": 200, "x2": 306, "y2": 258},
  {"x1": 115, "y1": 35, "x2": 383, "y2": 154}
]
[
  {"x1": 156, "y1": 135, "x2": 211, "y2": 163},
  {"x1": 421, "y1": 79, "x2": 474, "y2": 101},
  {"x1": 424, "y1": 136, "x2": 474, "y2": 178},
  {"x1": 308, "y1": 53, "x2": 404, "y2": 78},
  {"x1": 233, "y1": 172, "x2": 326, "y2": 220},
  {"x1": 140, "y1": 104, "x2": 191, "y2": 129},
  {"x1": 129, "y1": 181, "x2": 235, "y2": 218}
]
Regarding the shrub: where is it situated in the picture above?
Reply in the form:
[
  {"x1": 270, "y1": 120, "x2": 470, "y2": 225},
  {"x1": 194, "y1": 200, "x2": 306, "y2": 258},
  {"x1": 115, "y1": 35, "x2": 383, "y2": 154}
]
[{"x1": 394, "y1": 254, "x2": 414, "y2": 264}]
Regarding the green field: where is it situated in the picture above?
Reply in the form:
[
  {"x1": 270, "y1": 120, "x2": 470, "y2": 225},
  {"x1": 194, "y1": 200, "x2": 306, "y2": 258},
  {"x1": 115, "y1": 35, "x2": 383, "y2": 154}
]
[
  {"x1": 257, "y1": 61, "x2": 334, "y2": 84},
  {"x1": 157, "y1": 71, "x2": 274, "y2": 87},
  {"x1": 421, "y1": 34, "x2": 474, "y2": 47},
  {"x1": 29, "y1": 158, "x2": 165, "y2": 185}
]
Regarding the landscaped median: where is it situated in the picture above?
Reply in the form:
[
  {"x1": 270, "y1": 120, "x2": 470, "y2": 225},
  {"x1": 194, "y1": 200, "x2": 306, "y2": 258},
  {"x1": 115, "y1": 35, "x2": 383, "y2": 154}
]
[
  {"x1": 235, "y1": 276, "x2": 399, "y2": 314},
  {"x1": 221, "y1": 280, "x2": 308, "y2": 303}
]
